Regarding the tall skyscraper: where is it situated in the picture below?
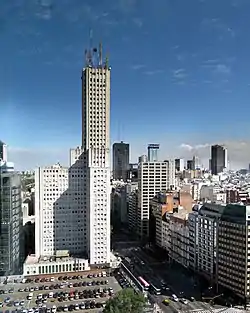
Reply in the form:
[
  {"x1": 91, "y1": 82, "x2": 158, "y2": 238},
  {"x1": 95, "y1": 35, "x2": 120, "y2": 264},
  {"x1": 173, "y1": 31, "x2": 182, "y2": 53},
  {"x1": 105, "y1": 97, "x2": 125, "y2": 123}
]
[
  {"x1": 80, "y1": 42, "x2": 111, "y2": 265},
  {"x1": 211, "y1": 145, "x2": 227, "y2": 175},
  {"x1": 147, "y1": 144, "x2": 160, "y2": 162},
  {"x1": 112, "y1": 141, "x2": 129, "y2": 181},
  {"x1": 0, "y1": 151, "x2": 23, "y2": 276},
  {"x1": 0, "y1": 140, "x2": 7, "y2": 162}
]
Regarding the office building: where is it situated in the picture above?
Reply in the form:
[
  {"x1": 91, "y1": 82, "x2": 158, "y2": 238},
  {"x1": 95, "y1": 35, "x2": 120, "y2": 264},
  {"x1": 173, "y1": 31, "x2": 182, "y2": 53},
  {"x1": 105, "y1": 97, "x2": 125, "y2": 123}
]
[
  {"x1": 137, "y1": 160, "x2": 175, "y2": 238},
  {"x1": 80, "y1": 43, "x2": 111, "y2": 265},
  {"x1": 0, "y1": 160, "x2": 23, "y2": 276},
  {"x1": 175, "y1": 158, "x2": 185, "y2": 172},
  {"x1": 35, "y1": 163, "x2": 70, "y2": 257},
  {"x1": 138, "y1": 155, "x2": 147, "y2": 163},
  {"x1": 112, "y1": 141, "x2": 129, "y2": 181},
  {"x1": 147, "y1": 144, "x2": 160, "y2": 162},
  {"x1": 217, "y1": 204, "x2": 250, "y2": 302},
  {"x1": 187, "y1": 159, "x2": 195, "y2": 170},
  {"x1": 0, "y1": 141, "x2": 7, "y2": 162},
  {"x1": 211, "y1": 145, "x2": 227, "y2": 175}
]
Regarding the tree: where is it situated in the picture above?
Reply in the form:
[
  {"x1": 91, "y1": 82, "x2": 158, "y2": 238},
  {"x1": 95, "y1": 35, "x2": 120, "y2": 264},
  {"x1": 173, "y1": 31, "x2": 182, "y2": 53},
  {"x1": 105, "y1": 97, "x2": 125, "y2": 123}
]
[{"x1": 103, "y1": 288, "x2": 146, "y2": 313}]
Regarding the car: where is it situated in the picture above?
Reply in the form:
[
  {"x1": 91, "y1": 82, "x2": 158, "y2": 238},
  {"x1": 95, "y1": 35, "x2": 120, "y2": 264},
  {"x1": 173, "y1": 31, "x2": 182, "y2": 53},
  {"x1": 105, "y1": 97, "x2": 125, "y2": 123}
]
[
  {"x1": 163, "y1": 299, "x2": 170, "y2": 306},
  {"x1": 181, "y1": 298, "x2": 188, "y2": 305},
  {"x1": 18, "y1": 288, "x2": 24, "y2": 292},
  {"x1": 190, "y1": 296, "x2": 195, "y2": 302},
  {"x1": 172, "y1": 294, "x2": 179, "y2": 302},
  {"x1": 20, "y1": 301, "x2": 25, "y2": 306},
  {"x1": 79, "y1": 303, "x2": 85, "y2": 310},
  {"x1": 0, "y1": 302, "x2": 3, "y2": 307},
  {"x1": 5, "y1": 297, "x2": 10, "y2": 303}
]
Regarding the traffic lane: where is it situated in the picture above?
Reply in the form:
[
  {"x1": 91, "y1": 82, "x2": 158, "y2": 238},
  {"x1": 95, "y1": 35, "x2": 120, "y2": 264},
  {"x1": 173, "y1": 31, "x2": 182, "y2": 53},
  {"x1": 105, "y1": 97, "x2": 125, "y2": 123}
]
[
  {"x1": 151, "y1": 262, "x2": 201, "y2": 299},
  {"x1": 129, "y1": 254, "x2": 210, "y2": 312}
]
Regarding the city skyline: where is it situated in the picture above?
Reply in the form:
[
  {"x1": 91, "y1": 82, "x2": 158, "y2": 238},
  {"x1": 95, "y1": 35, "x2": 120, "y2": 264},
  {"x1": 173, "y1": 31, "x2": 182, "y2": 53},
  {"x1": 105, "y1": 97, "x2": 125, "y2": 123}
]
[{"x1": 2, "y1": 0, "x2": 250, "y2": 169}]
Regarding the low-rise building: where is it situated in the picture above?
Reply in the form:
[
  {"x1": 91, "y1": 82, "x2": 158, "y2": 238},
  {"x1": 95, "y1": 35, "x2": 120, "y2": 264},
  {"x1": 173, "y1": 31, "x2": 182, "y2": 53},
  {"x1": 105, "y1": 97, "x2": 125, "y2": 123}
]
[{"x1": 169, "y1": 210, "x2": 189, "y2": 268}]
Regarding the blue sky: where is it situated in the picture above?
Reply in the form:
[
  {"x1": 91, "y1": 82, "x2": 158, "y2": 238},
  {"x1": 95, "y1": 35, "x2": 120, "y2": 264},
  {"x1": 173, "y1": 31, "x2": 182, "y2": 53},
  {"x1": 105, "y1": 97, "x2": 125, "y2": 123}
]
[{"x1": 1, "y1": 0, "x2": 250, "y2": 169}]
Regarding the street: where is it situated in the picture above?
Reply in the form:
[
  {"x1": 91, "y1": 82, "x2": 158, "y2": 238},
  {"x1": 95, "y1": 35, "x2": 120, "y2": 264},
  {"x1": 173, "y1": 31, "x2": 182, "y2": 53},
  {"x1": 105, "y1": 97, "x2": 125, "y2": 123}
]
[{"x1": 116, "y1": 246, "x2": 223, "y2": 313}]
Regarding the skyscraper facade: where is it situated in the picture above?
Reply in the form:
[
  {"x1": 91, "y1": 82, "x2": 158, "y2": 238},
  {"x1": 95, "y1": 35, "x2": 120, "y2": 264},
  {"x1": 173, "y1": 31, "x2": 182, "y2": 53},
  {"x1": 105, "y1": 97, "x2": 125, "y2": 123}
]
[
  {"x1": 0, "y1": 140, "x2": 7, "y2": 162},
  {"x1": 147, "y1": 144, "x2": 160, "y2": 162},
  {"x1": 80, "y1": 43, "x2": 111, "y2": 265},
  {"x1": 0, "y1": 157, "x2": 23, "y2": 276},
  {"x1": 211, "y1": 145, "x2": 227, "y2": 175},
  {"x1": 112, "y1": 141, "x2": 129, "y2": 181}
]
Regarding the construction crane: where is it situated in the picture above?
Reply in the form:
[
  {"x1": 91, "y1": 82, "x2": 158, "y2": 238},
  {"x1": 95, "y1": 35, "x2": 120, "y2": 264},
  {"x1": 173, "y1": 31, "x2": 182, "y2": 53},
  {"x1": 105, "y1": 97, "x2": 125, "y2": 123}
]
[{"x1": 202, "y1": 293, "x2": 223, "y2": 304}]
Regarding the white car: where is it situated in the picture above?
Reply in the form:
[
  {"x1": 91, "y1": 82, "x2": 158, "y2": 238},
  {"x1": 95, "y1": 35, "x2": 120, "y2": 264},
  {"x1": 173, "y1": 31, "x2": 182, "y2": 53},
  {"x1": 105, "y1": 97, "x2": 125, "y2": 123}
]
[
  {"x1": 181, "y1": 298, "x2": 188, "y2": 305},
  {"x1": 172, "y1": 294, "x2": 179, "y2": 302}
]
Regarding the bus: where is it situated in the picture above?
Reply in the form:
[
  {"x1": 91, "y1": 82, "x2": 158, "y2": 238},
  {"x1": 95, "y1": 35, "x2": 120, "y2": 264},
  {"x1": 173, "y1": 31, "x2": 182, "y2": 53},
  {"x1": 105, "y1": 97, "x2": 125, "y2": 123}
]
[
  {"x1": 150, "y1": 283, "x2": 161, "y2": 295},
  {"x1": 138, "y1": 276, "x2": 150, "y2": 291}
]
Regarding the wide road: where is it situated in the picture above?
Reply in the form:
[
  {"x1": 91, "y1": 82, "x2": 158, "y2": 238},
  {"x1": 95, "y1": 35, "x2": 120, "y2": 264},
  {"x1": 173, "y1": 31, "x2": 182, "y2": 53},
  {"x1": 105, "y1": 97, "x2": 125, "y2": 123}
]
[{"x1": 122, "y1": 248, "x2": 220, "y2": 313}]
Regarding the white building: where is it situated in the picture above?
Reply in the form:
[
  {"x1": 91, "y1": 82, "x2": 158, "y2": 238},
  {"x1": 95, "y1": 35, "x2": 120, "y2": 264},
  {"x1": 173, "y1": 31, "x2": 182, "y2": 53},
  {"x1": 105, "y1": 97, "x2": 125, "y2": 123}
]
[
  {"x1": 35, "y1": 163, "x2": 69, "y2": 257},
  {"x1": 200, "y1": 185, "x2": 222, "y2": 201},
  {"x1": 79, "y1": 48, "x2": 111, "y2": 266},
  {"x1": 138, "y1": 160, "x2": 175, "y2": 238}
]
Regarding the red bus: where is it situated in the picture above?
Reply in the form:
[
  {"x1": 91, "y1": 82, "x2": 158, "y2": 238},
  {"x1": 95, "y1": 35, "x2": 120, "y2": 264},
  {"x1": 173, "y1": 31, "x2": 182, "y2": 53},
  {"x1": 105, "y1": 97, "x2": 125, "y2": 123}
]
[{"x1": 138, "y1": 276, "x2": 150, "y2": 290}]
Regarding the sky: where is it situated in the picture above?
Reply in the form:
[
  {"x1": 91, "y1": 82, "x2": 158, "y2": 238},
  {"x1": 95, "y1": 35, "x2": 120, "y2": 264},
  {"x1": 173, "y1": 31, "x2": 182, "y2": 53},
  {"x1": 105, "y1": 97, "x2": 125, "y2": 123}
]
[{"x1": 1, "y1": 0, "x2": 250, "y2": 170}]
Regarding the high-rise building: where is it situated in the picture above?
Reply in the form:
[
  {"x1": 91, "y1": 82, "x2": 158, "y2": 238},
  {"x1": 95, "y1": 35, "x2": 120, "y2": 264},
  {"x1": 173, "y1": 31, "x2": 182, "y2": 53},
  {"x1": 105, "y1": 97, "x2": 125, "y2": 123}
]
[
  {"x1": 112, "y1": 141, "x2": 129, "y2": 181},
  {"x1": 80, "y1": 42, "x2": 111, "y2": 265},
  {"x1": 35, "y1": 164, "x2": 70, "y2": 257},
  {"x1": 0, "y1": 158, "x2": 23, "y2": 276},
  {"x1": 186, "y1": 159, "x2": 195, "y2": 170},
  {"x1": 175, "y1": 158, "x2": 185, "y2": 172},
  {"x1": 147, "y1": 144, "x2": 160, "y2": 162},
  {"x1": 211, "y1": 145, "x2": 227, "y2": 175},
  {"x1": 137, "y1": 160, "x2": 175, "y2": 238},
  {"x1": 0, "y1": 140, "x2": 7, "y2": 162}
]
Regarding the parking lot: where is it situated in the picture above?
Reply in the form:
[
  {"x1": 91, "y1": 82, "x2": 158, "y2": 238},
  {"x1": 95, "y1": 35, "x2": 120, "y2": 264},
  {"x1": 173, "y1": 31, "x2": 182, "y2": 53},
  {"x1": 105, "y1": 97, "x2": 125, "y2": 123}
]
[{"x1": 0, "y1": 272, "x2": 121, "y2": 313}]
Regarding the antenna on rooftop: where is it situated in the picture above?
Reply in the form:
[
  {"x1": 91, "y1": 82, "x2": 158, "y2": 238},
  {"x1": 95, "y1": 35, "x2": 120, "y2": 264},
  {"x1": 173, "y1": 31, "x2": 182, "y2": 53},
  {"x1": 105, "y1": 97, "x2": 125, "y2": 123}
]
[{"x1": 99, "y1": 42, "x2": 103, "y2": 67}]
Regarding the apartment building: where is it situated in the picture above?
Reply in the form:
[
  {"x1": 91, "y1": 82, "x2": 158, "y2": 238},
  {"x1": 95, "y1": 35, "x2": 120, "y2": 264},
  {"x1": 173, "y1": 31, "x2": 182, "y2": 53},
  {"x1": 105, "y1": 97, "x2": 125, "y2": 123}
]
[
  {"x1": 138, "y1": 160, "x2": 175, "y2": 238},
  {"x1": 196, "y1": 203, "x2": 224, "y2": 283},
  {"x1": 169, "y1": 210, "x2": 189, "y2": 268},
  {"x1": 217, "y1": 204, "x2": 250, "y2": 302},
  {"x1": 188, "y1": 211, "x2": 198, "y2": 271},
  {"x1": 128, "y1": 186, "x2": 138, "y2": 234}
]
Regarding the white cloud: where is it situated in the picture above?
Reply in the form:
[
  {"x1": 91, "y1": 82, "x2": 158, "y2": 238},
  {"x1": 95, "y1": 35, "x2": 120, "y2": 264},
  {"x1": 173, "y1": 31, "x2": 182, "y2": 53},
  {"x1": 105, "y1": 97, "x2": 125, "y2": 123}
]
[
  {"x1": 179, "y1": 140, "x2": 250, "y2": 169},
  {"x1": 214, "y1": 64, "x2": 231, "y2": 74},
  {"x1": 173, "y1": 68, "x2": 187, "y2": 79},
  {"x1": 131, "y1": 64, "x2": 145, "y2": 70}
]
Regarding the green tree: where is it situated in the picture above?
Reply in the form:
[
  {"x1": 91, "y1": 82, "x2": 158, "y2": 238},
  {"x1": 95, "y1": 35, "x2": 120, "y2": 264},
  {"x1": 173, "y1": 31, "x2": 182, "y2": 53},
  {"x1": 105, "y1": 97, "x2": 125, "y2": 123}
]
[{"x1": 103, "y1": 288, "x2": 146, "y2": 313}]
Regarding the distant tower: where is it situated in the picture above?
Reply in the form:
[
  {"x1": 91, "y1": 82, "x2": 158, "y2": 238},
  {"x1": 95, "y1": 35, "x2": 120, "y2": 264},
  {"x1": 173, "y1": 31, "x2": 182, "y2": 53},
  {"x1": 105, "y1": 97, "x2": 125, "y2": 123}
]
[
  {"x1": 211, "y1": 145, "x2": 227, "y2": 175},
  {"x1": 112, "y1": 141, "x2": 130, "y2": 181},
  {"x1": 0, "y1": 140, "x2": 7, "y2": 162},
  {"x1": 147, "y1": 144, "x2": 160, "y2": 162}
]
